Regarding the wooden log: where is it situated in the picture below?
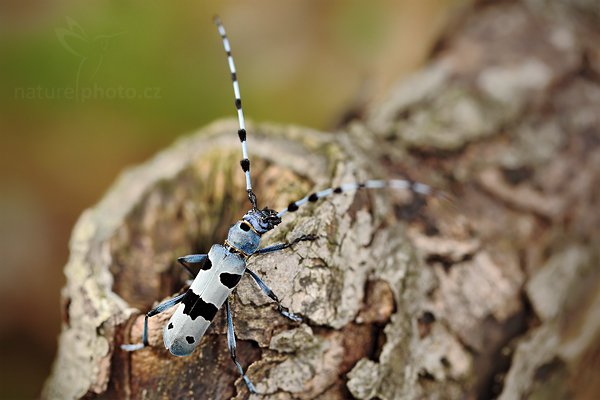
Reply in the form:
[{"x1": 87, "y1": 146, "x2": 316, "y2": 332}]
[{"x1": 44, "y1": 1, "x2": 600, "y2": 399}]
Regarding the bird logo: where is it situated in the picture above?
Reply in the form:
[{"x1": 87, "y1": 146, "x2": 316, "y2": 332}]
[{"x1": 55, "y1": 17, "x2": 124, "y2": 98}]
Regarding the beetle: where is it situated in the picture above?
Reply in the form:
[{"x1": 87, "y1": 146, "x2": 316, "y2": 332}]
[{"x1": 121, "y1": 16, "x2": 437, "y2": 394}]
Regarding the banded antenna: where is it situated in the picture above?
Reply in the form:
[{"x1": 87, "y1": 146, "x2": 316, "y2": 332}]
[
  {"x1": 277, "y1": 179, "x2": 443, "y2": 218},
  {"x1": 214, "y1": 16, "x2": 257, "y2": 208}
]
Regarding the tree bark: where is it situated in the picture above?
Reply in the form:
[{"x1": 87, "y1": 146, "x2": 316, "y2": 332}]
[{"x1": 44, "y1": 1, "x2": 600, "y2": 399}]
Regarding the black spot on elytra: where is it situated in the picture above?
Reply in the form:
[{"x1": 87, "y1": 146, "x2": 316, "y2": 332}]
[
  {"x1": 186, "y1": 336, "x2": 195, "y2": 344},
  {"x1": 240, "y1": 222, "x2": 250, "y2": 231},
  {"x1": 220, "y1": 272, "x2": 242, "y2": 289},
  {"x1": 201, "y1": 258, "x2": 212, "y2": 271},
  {"x1": 181, "y1": 290, "x2": 218, "y2": 321},
  {"x1": 287, "y1": 202, "x2": 299, "y2": 212},
  {"x1": 308, "y1": 193, "x2": 318, "y2": 202},
  {"x1": 168, "y1": 323, "x2": 174, "y2": 330}
]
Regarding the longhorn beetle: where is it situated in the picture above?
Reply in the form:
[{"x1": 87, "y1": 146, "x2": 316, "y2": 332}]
[{"x1": 121, "y1": 16, "x2": 439, "y2": 394}]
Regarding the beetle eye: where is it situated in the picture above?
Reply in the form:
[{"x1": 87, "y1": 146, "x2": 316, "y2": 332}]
[{"x1": 240, "y1": 222, "x2": 251, "y2": 232}]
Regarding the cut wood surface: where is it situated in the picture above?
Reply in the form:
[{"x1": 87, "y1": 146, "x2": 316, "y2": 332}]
[{"x1": 44, "y1": 1, "x2": 600, "y2": 399}]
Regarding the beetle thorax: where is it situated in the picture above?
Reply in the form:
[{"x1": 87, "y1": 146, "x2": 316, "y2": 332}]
[
  {"x1": 225, "y1": 208, "x2": 281, "y2": 256},
  {"x1": 226, "y1": 220, "x2": 260, "y2": 255}
]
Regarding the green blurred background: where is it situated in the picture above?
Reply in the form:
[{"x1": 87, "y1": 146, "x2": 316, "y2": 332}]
[{"x1": 0, "y1": 1, "x2": 467, "y2": 398}]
